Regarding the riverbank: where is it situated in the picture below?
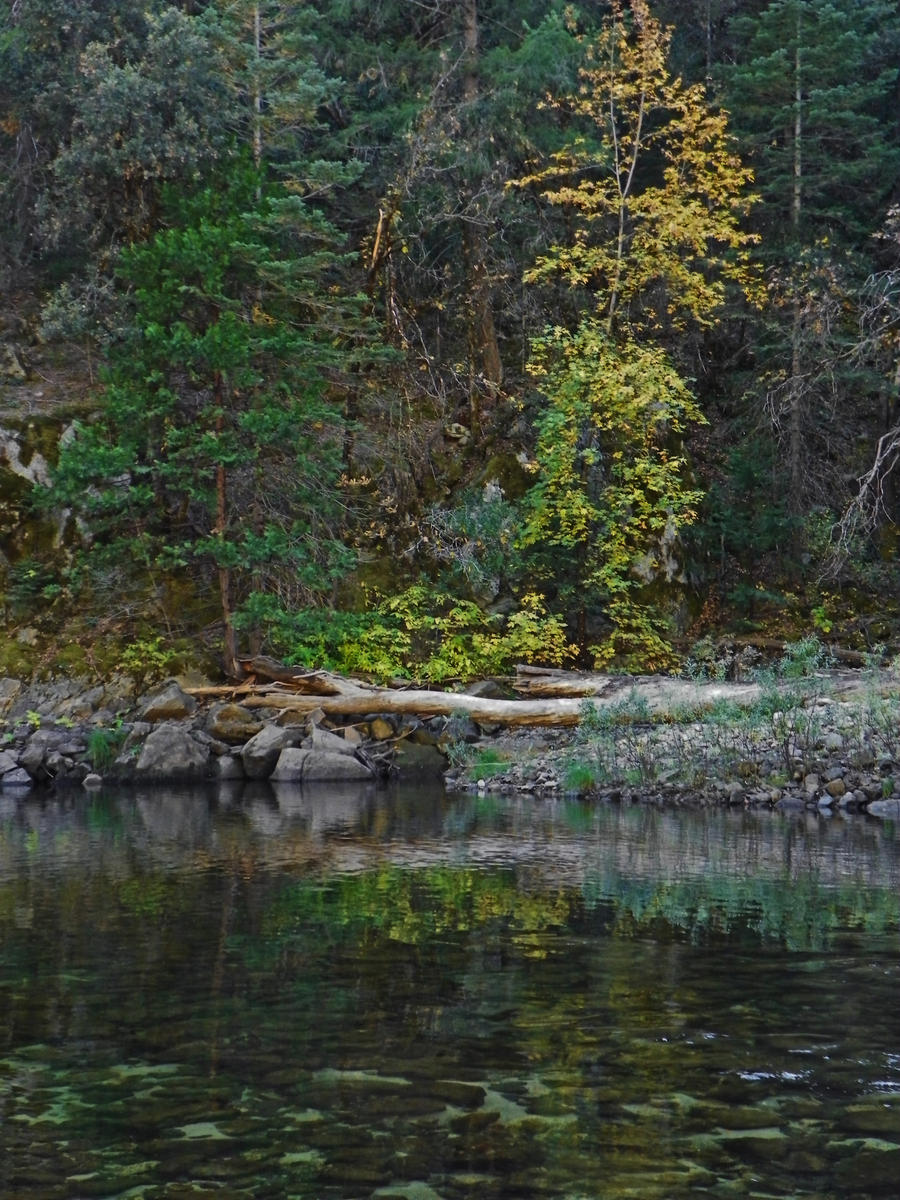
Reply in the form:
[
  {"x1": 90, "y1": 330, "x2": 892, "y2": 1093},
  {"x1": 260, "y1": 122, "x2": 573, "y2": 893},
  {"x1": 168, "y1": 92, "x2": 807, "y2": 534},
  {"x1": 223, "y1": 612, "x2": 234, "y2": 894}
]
[
  {"x1": 1, "y1": 657, "x2": 900, "y2": 819},
  {"x1": 445, "y1": 666, "x2": 900, "y2": 819}
]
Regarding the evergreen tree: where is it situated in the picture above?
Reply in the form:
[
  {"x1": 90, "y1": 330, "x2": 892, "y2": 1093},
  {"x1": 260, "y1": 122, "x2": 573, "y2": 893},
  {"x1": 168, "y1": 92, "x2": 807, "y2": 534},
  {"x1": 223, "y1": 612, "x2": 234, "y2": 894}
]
[
  {"x1": 721, "y1": 0, "x2": 900, "y2": 525},
  {"x1": 49, "y1": 170, "x2": 377, "y2": 674}
]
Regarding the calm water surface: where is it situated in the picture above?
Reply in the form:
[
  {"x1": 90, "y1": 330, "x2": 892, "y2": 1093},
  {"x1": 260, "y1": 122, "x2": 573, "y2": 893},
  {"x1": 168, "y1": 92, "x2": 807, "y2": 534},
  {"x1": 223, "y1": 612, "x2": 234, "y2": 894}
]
[{"x1": 0, "y1": 784, "x2": 898, "y2": 1199}]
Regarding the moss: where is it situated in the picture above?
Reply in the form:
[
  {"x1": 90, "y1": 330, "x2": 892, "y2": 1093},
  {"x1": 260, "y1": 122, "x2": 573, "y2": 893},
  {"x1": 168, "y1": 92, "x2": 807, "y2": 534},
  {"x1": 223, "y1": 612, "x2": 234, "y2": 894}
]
[
  {"x1": 470, "y1": 452, "x2": 533, "y2": 501},
  {"x1": 47, "y1": 642, "x2": 93, "y2": 678},
  {"x1": 0, "y1": 637, "x2": 38, "y2": 678}
]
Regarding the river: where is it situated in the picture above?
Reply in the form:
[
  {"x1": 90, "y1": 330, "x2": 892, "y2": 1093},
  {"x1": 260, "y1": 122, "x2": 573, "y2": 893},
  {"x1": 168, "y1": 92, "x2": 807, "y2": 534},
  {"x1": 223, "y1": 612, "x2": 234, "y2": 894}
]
[{"x1": 1, "y1": 783, "x2": 898, "y2": 1198}]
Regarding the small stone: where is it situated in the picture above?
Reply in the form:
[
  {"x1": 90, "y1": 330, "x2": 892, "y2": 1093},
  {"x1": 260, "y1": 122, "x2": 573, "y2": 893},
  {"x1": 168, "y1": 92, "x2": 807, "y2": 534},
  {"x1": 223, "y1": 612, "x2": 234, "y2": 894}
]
[
  {"x1": 825, "y1": 778, "x2": 846, "y2": 799},
  {"x1": 82, "y1": 773, "x2": 103, "y2": 789}
]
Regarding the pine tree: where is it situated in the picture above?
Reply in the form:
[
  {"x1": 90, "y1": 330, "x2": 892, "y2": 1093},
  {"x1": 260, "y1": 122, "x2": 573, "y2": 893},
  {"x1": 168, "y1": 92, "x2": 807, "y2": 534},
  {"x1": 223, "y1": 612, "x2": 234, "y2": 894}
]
[
  {"x1": 49, "y1": 170, "x2": 377, "y2": 674},
  {"x1": 722, "y1": 0, "x2": 900, "y2": 526}
]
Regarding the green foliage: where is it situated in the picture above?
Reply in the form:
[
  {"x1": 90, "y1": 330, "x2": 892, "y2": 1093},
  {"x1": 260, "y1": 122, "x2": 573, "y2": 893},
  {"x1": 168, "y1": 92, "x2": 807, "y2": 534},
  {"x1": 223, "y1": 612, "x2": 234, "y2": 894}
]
[
  {"x1": 86, "y1": 725, "x2": 127, "y2": 771},
  {"x1": 521, "y1": 324, "x2": 703, "y2": 669},
  {"x1": 4, "y1": 558, "x2": 63, "y2": 616},
  {"x1": 421, "y1": 486, "x2": 524, "y2": 598},
  {"x1": 46, "y1": 166, "x2": 377, "y2": 667},
  {"x1": 466, "y1": 747, "x2": 511, "y2": 782},
  {"x1": 241, "y1": 586, "x2": 575, "y2": 683},
  {"x1": 117, "y1": 636, "x2": 179, "y2": 692}
]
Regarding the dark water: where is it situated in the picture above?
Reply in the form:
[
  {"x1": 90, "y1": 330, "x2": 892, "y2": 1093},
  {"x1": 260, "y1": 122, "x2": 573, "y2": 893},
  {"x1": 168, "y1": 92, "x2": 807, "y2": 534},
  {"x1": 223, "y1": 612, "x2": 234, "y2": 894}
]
[{"x1": 1, "y1": 784, "x2": 898, "y2": 1200}]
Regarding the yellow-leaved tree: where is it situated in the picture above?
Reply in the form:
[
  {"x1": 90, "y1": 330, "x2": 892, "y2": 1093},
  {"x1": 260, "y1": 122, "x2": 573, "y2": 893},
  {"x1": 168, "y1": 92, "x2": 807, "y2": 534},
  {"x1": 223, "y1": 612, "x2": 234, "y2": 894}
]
[{"x1": 516, "y1": 0, "x2": 759, "y2": 669}]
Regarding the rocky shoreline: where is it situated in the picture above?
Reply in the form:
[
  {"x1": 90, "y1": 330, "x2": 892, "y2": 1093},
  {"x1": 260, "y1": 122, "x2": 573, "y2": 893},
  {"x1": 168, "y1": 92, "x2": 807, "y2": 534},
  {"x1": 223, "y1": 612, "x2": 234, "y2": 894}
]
[
  {"x1": 1, "y1": 667, "x2": 900, "y2": 821},
  {"x1": 0, "y1": 674, "x2": 449, "y2": 794}
]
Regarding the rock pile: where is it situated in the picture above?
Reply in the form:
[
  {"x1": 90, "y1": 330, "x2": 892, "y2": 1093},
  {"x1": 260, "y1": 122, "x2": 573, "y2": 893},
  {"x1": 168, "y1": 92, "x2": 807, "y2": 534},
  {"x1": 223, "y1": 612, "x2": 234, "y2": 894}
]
[{"x1": 0, "y1": 677, "x2": 448, "y2": 792}]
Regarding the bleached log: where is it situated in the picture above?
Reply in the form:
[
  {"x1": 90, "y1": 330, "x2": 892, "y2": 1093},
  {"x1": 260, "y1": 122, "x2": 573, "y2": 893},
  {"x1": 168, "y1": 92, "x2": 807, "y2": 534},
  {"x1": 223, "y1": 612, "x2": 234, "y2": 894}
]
[{"x1": 240, "y1": 687, "x2": 589, "y2": 726}]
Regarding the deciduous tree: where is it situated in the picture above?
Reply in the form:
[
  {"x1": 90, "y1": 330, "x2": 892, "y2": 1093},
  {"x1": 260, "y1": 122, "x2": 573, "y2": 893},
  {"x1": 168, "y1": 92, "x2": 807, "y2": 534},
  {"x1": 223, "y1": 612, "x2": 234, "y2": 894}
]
[{"x1": 516, "y1": 0, "x2": 757, "y2": 665}]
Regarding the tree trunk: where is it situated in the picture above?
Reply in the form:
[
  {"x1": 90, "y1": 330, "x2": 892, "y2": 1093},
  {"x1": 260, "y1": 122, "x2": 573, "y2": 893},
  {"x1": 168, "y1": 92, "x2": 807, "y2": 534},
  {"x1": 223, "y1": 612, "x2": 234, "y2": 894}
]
[
  {"x1": 461, "y1": 0, "x2": 502, "y2": 433},
  {"x1": 213, "y1": 371, "x2": 239, "y2": 678}
]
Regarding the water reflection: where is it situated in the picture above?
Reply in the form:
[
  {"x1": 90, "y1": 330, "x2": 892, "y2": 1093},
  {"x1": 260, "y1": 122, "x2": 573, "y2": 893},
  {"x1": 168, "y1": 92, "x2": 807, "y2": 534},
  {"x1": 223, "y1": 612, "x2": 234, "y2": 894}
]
[{"x1": 0, "y1": 785, "x2": 898, "y2": 1199}]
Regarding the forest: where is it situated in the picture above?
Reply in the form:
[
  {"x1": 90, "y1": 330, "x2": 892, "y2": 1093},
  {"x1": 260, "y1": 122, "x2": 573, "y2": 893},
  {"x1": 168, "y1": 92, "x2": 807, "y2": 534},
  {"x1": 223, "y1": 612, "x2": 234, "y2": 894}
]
[{"x1": 2, "y1": 0, "x2": 900, "y2": 682}]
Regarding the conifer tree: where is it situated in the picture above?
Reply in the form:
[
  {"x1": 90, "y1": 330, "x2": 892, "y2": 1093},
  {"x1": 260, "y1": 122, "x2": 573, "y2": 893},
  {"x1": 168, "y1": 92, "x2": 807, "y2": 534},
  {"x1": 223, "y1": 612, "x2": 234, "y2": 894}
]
[
  {"x1": 49, "y1": 170, "x2": 377, "y2": 675},
  {"x1": 722, "y1": 0, "x2": 900, "y2": 524}
]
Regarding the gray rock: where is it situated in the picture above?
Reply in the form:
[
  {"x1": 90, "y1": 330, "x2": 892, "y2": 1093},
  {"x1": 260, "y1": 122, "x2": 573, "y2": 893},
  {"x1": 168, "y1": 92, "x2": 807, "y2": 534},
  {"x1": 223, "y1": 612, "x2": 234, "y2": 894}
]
[
  {"x1": 242, "y1": 723, "x2": 303, "y2": 779},
  {"x1": 865, "y1": 798, "x2": 900, "y2": 818},
  {"x1": 214, "y1": 755, "x2": 244, "y2": 780},
  {"x1": 776, "y1": 794, "x2": 805, "y2": 811},
  {"x1": 44, "y1": 751, "x2": 74, "y2": 778},
  {"x1": 822, "y1": 731, "x2": 844, "y2": 751},
  {"x1": 0, "y1": 678, "x2": 22, "y2": 716},
  {"x1": 1, "y1": 766, "x2": 33, "y2": 789},
  {"x1": 135, "y1": 723, "x2": 210, "y2": 780},
  {"x1": 18, "y1": 729, "x2": 67, "y2": 777},
  {"x1": 0, "y1": 749, "x2": 18, "y2": 774},
  {"x1": 307, "y1": 724, "x2": 359, "y2": 757},
  {"x1": 57, "y1": 685, "x2": 105, "y2": 721},
  {"x1": 82, "y1": 773, "x2": 103, "y2": 789},
  {"x1": 139, "y1": 681, "x2": 197, "y2": 723},
  {"x1": 393, "y1": 740, "x2": 448, "y2": 778},
  {"x1": 270, "y1": 747, "x2": 374, "y2": 782}
]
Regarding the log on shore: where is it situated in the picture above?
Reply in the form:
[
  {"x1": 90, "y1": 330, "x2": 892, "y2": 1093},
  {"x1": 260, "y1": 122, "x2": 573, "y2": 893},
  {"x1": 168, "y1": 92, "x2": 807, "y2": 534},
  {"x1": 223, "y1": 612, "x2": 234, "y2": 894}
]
[
  {"x1": 239, "y1": 687, "x2": 589, "y2": 727},
  {"x1": 513, "y1": 665, "x2": 629, "y2": 698}
]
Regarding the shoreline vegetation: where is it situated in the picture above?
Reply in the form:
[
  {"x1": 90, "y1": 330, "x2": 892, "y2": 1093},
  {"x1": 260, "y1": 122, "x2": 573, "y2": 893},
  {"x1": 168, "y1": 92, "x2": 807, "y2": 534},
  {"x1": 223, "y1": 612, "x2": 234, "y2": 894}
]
[{"x1": 0, "y1": 638, "x2": 899, "y2": 819}]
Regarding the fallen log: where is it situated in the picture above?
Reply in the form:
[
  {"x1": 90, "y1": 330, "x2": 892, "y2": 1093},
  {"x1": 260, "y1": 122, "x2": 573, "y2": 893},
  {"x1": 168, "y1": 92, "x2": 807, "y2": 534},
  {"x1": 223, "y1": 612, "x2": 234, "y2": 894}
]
[
  {"x1": 185, "y1": 665, "x2": 873, "y2": 729},
  {"x1": 513, "y1": 665, "x2": 629, "y2": 699},
  {"x1": 239, "y1": 688, "x2": 589, "y2": 726},
  {"x1": 236, "y1": 656, "x2": 364, "y2": 695}
]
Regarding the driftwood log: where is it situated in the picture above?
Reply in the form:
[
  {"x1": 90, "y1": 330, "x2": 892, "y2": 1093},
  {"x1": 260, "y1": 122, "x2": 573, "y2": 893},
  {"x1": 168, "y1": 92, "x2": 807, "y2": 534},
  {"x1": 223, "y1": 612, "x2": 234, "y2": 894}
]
[{"x1": 186, "y1": 662, "x2": 862, "y2": 727}]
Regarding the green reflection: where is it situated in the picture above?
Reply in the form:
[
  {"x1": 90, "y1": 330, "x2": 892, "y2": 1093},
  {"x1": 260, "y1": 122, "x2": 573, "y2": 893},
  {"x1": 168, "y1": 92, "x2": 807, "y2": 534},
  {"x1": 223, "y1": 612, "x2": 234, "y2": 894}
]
[{"x1": 0, "y1": 790, "x2": 898, "y2": 1199}]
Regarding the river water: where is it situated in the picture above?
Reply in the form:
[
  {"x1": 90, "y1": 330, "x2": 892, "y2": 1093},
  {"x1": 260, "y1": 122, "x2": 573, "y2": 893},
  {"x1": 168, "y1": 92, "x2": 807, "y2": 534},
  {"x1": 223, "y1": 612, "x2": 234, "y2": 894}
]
[{"x1": 1, "y1": 784, "x2": 898, "y2": 1199}]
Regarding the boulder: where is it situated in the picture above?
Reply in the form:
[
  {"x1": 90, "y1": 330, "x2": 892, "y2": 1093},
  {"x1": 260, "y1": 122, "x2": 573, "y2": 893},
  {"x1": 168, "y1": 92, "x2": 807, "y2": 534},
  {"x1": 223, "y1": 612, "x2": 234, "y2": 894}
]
[
  {"x1": 307, "y1": 724, "x2": 359, "y2": 757},
  {"x1": 206, "y1": 702, "x2": 263, "y2": 744},
  {"x1": 270, "y1": 747, "x2": 374, "y2": 782},
  {"x1": 18, "y1": 729, "x2": 68, "y2": 778},
  {"x1": 0, "y1": 749, "x2": 18, "y2": 775},
  {"x1": 139, "y1": 681, "x2": 197, "y2": 723},
  {"x1": 1, "y1": 766, "x2": 32, "y2": 789},
  {"x1": 393, "y1": 740, "x2": 447, "y2": 778},
  {"x1": 865, "y1": 797, "x2": 900, "y2": 818},
  {"x1": 214, "y1": 755, "x2": 244, "y2": 780},
  {"x1": 242, "y1": 724, "x2": 304, "y2": 779},
  {"x1": 135, "y1": 724, "x2": 210, "y2": 780}
]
